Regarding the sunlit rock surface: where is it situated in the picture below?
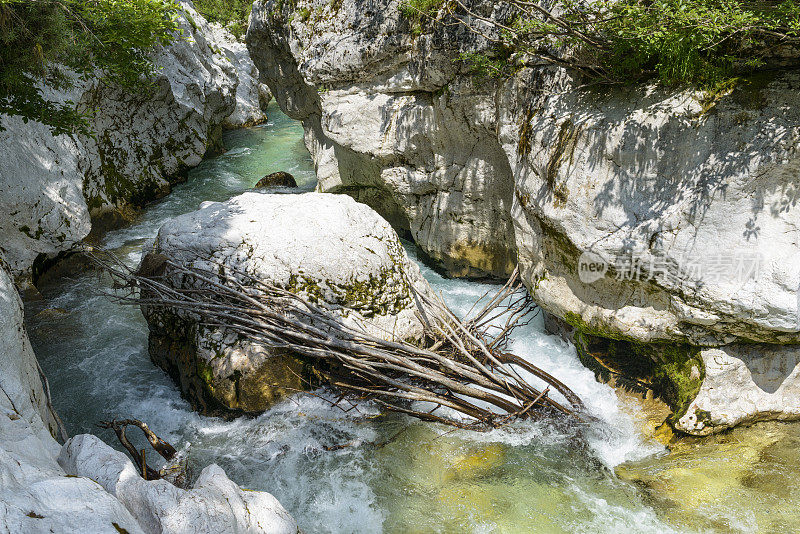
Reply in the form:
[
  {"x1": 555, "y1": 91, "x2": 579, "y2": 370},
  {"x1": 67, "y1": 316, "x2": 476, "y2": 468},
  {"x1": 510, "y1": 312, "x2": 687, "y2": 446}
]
[
  {"x1": 144, "y1": 191, "x2": 440, "y2": 413},
  {"x1": 0, "y1": 261, "x2": 143, "y2": 533},
  {"x1": 247, "y1": 0, "x2": 517, "y2": 279},
  {"x1": 678, "y1": 344, "x2": 800, "y2": 435},
  {"x1": 209, "y1": 23, "x2": 272, "y2": 128},
  {"x1": 59, "y1": 434, "x2": 298, "y2": 534},
  {"x1": 247, "y1": 0, "x2": 800, "y2": 432},
  {"x1": 0, "y1": 1, "x2": 238, "y2": 276},
  {"x1": 0, "y1": 259, "x2": 298, "y2": 533}
]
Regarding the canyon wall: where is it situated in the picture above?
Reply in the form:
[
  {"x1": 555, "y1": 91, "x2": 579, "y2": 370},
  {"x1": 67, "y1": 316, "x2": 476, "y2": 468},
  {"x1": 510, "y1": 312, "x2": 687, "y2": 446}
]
[
  {"x1": 247, "y1": 0, "x2": 800, "y2": 434},
  {"x1": 0, "y1": 3, "x2": 297, "y2": 531},
  {"x1": 0, "y1": 1, "x2": 266, "y2": 278}
]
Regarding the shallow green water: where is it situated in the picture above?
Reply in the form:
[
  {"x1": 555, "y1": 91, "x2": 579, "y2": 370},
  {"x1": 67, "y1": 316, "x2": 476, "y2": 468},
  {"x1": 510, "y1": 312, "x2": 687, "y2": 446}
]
[{"x1": 25, "y1": 102, "x2": 800, "y2": 533}]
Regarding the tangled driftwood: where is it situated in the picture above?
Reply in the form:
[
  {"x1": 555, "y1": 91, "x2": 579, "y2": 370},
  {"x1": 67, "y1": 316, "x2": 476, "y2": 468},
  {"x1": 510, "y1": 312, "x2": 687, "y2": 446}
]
[
  {"x1": 93, "y1": 250, "x2": 585, "y2": 430},
  {"x1": 97, "y1": 419, "x2": 177, "y2": 480}
]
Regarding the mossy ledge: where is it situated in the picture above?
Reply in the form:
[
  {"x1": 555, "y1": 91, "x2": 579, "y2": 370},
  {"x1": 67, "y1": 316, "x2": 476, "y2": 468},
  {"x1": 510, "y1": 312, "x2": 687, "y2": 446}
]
[{"x1": 561, "y1": 312, "x2": 705, "y2": 428}]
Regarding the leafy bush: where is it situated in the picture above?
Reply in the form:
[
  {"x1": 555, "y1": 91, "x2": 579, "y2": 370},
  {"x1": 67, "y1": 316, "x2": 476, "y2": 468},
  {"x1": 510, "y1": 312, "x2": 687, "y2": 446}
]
[
  {"x1": 404, "y1": 0, "x2": 800, "y2": 86},
  {"x1": 0, "y1": 0, "x2": 180, "y2": 135},
  {"x1": 193, "y1": 0, "x2": 252, "y2": 39},
  {"x1": 552, "y1": 0, "x2": 800, "y2": 85},
  {"x1": 399, "y1": 0, "x2": 443, "y2": 19}
]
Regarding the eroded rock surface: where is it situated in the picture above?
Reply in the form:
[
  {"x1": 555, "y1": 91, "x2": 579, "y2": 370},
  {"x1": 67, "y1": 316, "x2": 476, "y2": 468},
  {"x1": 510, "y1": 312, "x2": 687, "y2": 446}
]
[
  {"x1": 144, "y1": 191, "x2": 439, "y2": 413},
  {"x1": 210, "y1": 23, "x2": 272, "y2": 128},
  {"x1": 247, "y1": 0, "x2": 800, "y2": 432},
  {"x1": 0, "y1": 258, "x2": 298, "y2": 533},
  {"x1": 247, "y1": 0, "x2": 517, "y2": 278},
  {"x1": 58, "y1": 435, "x2": 298, "y2": 534},
  {"x1": 0, "y1": 1, "x2": 238, "y2": 276}
]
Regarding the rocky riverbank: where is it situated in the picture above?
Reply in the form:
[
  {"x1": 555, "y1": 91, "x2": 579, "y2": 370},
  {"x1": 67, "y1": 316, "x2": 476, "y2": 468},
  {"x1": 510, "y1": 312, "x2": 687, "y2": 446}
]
[
  {"x1": 0, "y1": 2, "x2": 297, "y2": 532},
  {"x1": 0, "y1": 0, "x2": 270, "y2": 279},
  {"x1": 0, "y1": 260, "x2": 299, "y2": 533},
  {"x1": 246, "y1": 0, "x2": 800, "y2": 434}
]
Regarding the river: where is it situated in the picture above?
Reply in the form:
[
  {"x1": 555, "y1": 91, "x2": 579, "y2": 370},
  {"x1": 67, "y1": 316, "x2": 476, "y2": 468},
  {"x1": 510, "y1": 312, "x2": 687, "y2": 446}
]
[{"x1": 25, "y1": 102, "x2": 800, "y2": 533}]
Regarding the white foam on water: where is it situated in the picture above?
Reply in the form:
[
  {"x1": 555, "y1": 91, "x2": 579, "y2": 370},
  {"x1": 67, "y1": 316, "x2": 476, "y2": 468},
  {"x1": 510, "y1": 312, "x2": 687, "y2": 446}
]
[
  {"x1": 223, "y1": 147, "x2": 252, "y2": 157},
  {"x1": 26, "y1": 103, "x2": 678, "y2": 533},
  {"x1": 410, "y1": 245, "x2": 662, "y2": 468}
]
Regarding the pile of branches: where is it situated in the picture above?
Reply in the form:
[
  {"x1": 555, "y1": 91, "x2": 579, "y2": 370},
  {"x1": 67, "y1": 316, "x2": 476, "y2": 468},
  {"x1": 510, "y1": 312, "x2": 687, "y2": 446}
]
[{"x1": 93, "y1": 250, "x2": 585, "y2": 430}]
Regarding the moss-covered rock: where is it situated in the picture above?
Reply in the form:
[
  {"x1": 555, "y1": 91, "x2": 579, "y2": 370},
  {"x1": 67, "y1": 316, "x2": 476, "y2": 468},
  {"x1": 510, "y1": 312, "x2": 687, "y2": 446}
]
[
  {"x1": 141, "y1": 191, "x2": 443, "y2": 414},
  {"x1": 548, "y1": 311, "x2": 705, "y2": 432},
  {"x1": 255, "y1": 171, "x2": 297, "y2": 188}
]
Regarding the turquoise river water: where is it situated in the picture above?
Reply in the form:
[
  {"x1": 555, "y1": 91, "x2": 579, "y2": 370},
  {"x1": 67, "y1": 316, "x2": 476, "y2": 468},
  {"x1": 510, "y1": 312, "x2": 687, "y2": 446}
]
[{"x1": 25, "y1": 103, "x2": 800, "y2": 533}]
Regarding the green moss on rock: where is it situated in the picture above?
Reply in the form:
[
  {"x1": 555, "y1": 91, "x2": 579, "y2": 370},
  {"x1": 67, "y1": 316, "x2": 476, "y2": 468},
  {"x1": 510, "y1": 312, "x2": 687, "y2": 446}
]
[
  {"x1": 632, "y1": 342, "x2": 704, "y2": 424},
  {"x1": 566, "y1": 313, "x2": 705, "y2": 427}
]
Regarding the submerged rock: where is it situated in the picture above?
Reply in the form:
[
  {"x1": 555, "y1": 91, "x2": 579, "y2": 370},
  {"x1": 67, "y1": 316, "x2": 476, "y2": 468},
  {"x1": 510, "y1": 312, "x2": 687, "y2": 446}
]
[
  {"x1": 616, "y1": 421, "x2": 800, "y2": 531},
  {"x1": 143, "y1": 192, "x2": 439, "y2": 414},
  {"x1": 255, "y1": 171, "x2": 297, "y2": 188}
]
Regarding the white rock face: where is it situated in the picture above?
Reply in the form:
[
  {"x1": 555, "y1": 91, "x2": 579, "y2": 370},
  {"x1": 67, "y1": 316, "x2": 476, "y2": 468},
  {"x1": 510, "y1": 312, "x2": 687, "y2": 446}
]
[
  {"x1": 0, "y1": 262, "x2": 144, "y2": 533},
  {"x1": 0, "y1": 1, "x2": 238, "y2": 276},
  {"x1": 144, "y1": 191, "x2": 439, "y2": 413},
  {"x1": 503, "y1": 69, "x2": 800, "y2": 347},
  {"x1": 58, "y1": 435, "x2": 298, "y2": 534},
  {"x1": 80, "y1": 1, "x2": 238, "y2": 215},
  {"x1": 247, "y1": 0, "x2": 517, "y2": 278},
  {"x1": 678, "y1": 344, "x2": 800, "y2": 435},
  {"x1": 247, "y1": 0, "x2": 800, "y2": 431},
  {"x1": 0, "y1": 260, "x2": 298, "y2": 532},
  {"x1": 210, "y1": 24, "x2": 271, "y2": 128},
  {"x1": 0, "y1": 110, "x2": 91, "y2": 277}
]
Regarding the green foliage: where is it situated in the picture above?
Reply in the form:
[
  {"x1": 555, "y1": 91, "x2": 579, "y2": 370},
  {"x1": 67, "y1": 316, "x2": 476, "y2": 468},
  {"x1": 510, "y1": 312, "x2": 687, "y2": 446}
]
[
  {"x1": 457, "y1": 46, "x2": 518, "y2": 79},
  {"x1": 193, "y1": 0, "x2": 252, "y2": 39},
  {"x1": 591, "y1": 0, "x2": 800, "y2": 85},
  {"x1": 0, "y1": 0, "x2": 179, "y2": 135},
  {"x1": 399, "y1": 0, "x2": 443, "y2": 34},
  {"x1": 457, "y1": 52, "x2": 507, "y2": 78},
  {"x1": 399, "y1": 0, "x2": 443, "y2": 18},
  {"x1": 421, "y1": 0, "x2": 800, "y2": 86}
]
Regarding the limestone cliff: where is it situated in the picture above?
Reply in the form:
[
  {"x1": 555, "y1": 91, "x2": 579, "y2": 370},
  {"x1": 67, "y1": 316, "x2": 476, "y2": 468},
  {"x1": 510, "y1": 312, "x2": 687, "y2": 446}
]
[
  {"x1": 0, "y1": 1, "x2": 261, "y2": 277},
  {"x1": 247, "y1": 0, "x2": 800, "y2": 434}
]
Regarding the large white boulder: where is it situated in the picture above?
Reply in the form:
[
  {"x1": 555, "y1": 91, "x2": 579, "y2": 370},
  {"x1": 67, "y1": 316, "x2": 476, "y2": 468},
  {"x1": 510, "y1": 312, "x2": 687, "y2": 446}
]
[
  {"x1": 677, "y1": 344, "x2": 800, "y2": 435},
  {"x1": 144, "y1": 191, "x2": 439, "y2": 413},
  {"x1": 503, "y1": 69, "x2": 800, "y2": 347},
  {"x1": 247, "y1": 0, "x2": 517, "y2": 279},
  {"x1": 0, "y1": 98, "x2": 91, "y2": 276},
  {"x1": 58, "y1": 434, "x2": 298, "y2": 534}
]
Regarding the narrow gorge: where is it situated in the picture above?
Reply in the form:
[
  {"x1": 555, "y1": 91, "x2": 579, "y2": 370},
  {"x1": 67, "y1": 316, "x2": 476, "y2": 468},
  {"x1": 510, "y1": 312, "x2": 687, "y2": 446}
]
[
  {"x1": 246, "y1": 0, "x2": 800, "y2": 435},
  {"x1": 4, "y1": 0, "x2": 800, "y2": 532}
]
